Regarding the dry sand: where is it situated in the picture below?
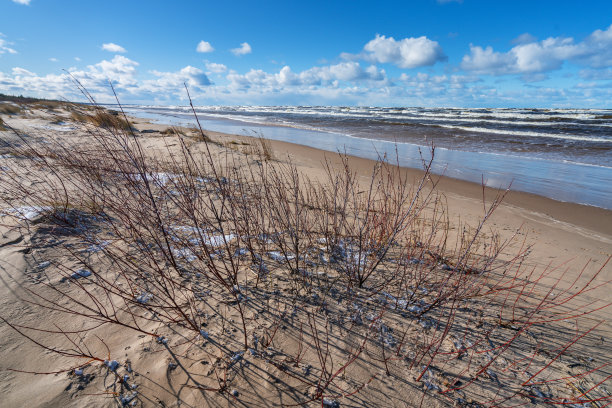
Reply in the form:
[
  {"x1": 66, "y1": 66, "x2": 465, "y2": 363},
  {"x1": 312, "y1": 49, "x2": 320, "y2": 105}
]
[{"x1": 0, "y1": 105, "x2": 610, "y2": 407}]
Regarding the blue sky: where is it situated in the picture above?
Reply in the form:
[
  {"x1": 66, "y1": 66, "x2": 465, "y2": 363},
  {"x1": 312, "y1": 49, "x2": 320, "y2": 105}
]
[{"x1": 1, "y1": 0, "x2": 611, "y2": 107}]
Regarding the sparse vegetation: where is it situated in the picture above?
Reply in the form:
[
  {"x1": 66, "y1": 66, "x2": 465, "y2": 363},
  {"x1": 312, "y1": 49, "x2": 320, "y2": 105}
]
[
  {"x1": 0, "y1": 93, "x2": 609, "y2": 407},
  {"x1": 0, "y1": 93, "x2": 80, "y2": 114},
  {"x1": 0, "y1": 103, "x2": 22, "y2": 115},
  {"x1": 225, "y1": 136, "x2": 275, "y2": 161},
  {"x1": 70, "y1": 107, "x2": 132, "y2": 131},
  {"x1": 0, "y1": 92, "x2": 63, "y2": 104},
  {"x1": 160, "y1": 126, "x2": 185, "y2": 136},
  {"x1": 257, "y1": 134, "x2": 274, "y2": 161}
]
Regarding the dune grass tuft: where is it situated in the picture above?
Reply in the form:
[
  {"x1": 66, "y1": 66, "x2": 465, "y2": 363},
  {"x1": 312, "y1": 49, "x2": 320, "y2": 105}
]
[
  {"x1": 71, "y1": 108, "x2": 132, "y2": 131},
  {"x1": 0, "y1": 104, "x2": 21, "y2": 115},
  {"x1": 160, "y1": 127, "x2": 186, "y2": 136}
]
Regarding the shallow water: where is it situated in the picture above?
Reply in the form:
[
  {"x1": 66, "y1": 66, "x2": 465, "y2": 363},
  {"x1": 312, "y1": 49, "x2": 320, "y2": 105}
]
[{"x1": 119, "y1": 105, "x2": 612, "y2": 210}]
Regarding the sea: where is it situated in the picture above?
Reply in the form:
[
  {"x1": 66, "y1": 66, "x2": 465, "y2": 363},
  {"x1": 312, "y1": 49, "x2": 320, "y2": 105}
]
[{"x1": 118, "y1": 105, "x2": 612, "y2": 210}]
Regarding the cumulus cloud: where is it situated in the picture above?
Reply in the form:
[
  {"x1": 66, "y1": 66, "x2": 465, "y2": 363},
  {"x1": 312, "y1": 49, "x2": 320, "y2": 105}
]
[
  {"x1": 2, "y1": 55, "x2": 139, "y2": 101},
  {"x1": 461, "y1": 24, "x2": 612, "y2": 76},
  {"x1": 0, "y1": 34, "x2": 17, "y2": 55},
  {"x1": 196, "y1": 41, "x2": 214, "y2": 53},
  {"x1": 101, "y1": 43, "x2": 127, "y2": 53},
  {"x1": 1, "y1": 39, "x2": 608, "y2": 107},
  {"x1": 145, "y1": 66, "x2": 211, "y2": 91},
  {"x1": 12, "y1": 0, "x2": 31, "y2": 5},
  {"x1": 582, "y1": 24, "x2": 612, "y2": 68},
  {"x1": 92, "y1": 55, "x2": 138, "y2": 79},
  {"x1": 460, "y1": 45, "x2": 515, "y2": 74},
  {"x1": 49, "y1": 57, "x2": 58, "y2": 62},
  {"x1": 0, "y1": 53, "x2": 214, "y2": 103},
  {"x1": 205, "y1": 62, "x2": 227, "y2": 73},
  {"x1": 343, "y1": 34, "x2": 446, "y2": 69},
  {"x1": 226, "y1": 62, "x2": 387, "y2": 91},
  {"x1": 231, "y1": 42, "x2": 252, "y2": 56}
]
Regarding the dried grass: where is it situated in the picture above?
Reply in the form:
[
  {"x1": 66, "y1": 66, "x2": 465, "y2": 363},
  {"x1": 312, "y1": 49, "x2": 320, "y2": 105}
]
[
  {"x1": 71, "y1": 108, "x2": 132, "y2": 131},
  {"x1": 0, "y1": 104, "x2": 21, "y2": 115}
]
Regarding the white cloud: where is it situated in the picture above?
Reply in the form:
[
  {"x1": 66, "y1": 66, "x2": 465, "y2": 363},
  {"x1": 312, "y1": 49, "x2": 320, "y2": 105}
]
[
  {"x1": 231, "y1": 42, "x2": 252, "y2": 56},
  {"x1": 12, "y1": 0, "x2": 31, "y2": 5},
  {"x1": 226, "y1": 62, "x2": 387, "y2": 91},
  {"x1": 325, "y1": 62, "x2": 386, "y2": 82},
  {"x1": 145, "y1": 66, "x2": 211, "y2": 92},
  {"x1": 0, "y1": 34, "x2": 17, "y2": 55},
  {"x1": 75, "y1": 57, "x2": 81, "y2": 61},
  {"x1": 92, "y1": 55, "x2": 138, "y2": 80},
  {"x1": 343, "y1": 34, "x2": 446, "y2": 69},
  {"x1": 0, "y1": 54, "x2": 213, "y2": 103},
  {"x1": 460, "y1": 45, "x2": 515, "y2": 74},
  {"x1": 205, "y1": 62, "x2": 227, "y2": 73},
  {"x1": 461, "y1": 24, "x2": 612, "y2": 76},
  {"x1": 49, "y1": 57, "x2": 58, "y2": 62},
  {"x1": 11, "y1": 67, "x2": 36, "y2": 76},
  {"x1": 196, "y1": 41, "x2": 214, "y2": 53},
  {"x1": 1, "y1": 43, "x2": 609, "y2": 107},
  {"x1": 580, "y1": 24, "x2": 612, "y2": 68},
  {"x1": 101, "y1": 43, "x2": 127, "y2": 53}
]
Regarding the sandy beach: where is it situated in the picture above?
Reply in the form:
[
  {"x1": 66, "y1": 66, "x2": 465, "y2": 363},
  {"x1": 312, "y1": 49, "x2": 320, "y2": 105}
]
[{"x1": 0, "y1": 103, "x2": 610, "y2": 407}]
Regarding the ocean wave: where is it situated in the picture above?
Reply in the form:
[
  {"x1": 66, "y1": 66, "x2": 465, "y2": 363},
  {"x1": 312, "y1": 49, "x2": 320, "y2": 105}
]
[
  {"x1": 183, "y1": 105, "x2": 611, "y2": 121},
  {"x1": 437, "y1": 125, "x2": 611, "y2": 143}
]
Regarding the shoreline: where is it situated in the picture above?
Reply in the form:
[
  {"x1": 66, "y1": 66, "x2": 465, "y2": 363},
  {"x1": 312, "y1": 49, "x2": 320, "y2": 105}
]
[
  {"x1": 121, "y1": 107, "x2": 612, "y2": 210},
  {"x1": 131, "y1": 117, "x2": 612, "y2": 240},
  {"x1": 133, "y1": 116, "x2": 612, "y2": 315}
]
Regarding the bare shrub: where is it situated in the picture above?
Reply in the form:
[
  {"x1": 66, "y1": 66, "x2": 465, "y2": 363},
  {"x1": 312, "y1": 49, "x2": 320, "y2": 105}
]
[{"x1": 0, "y1": 92, "x2": 609, "y2": 407}]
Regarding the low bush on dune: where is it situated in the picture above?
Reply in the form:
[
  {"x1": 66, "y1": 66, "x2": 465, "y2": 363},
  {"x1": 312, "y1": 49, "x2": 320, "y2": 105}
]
[{"x1": 0, "y1": 93, "x2": 609, "y2": 407}]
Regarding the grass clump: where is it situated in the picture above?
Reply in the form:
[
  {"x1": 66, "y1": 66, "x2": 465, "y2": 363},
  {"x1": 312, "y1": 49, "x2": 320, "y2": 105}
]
[
  {"x1": 226, "y1": 136, "x2": 275, "y2": 161},
  {"x1": 160, "y1": 127, "x2": 185, "y2": 136},
  {"x1": 0, "y1": 103, "x2": 21, "y2": 115},
  {"x1": 71, "y1": 108, "x2": 132, "y2": 131},
  {"x1": 30, "y1": 100, "x2": 75, "y2": 112},
  {"x1": 256, "y1": 135, "x2": 274, "y2": 161}
]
